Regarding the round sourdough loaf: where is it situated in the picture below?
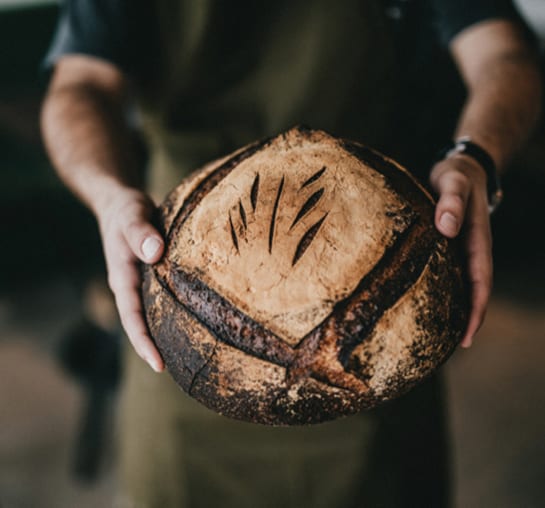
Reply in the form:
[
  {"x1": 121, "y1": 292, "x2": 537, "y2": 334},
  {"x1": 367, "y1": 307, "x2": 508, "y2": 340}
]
[{"x1": 142, "y1": 126, "x2": 468, "y2": 425}]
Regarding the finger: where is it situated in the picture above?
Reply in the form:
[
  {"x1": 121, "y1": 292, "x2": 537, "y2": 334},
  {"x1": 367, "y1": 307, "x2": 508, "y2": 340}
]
[
  {"x1": 108, "y1": 260, "x2": 165, "y2": 372},
  {"x1": 460, "y1": 202, "x2": 493, "y2": 348},
  {"x1": 123, "y1": 217, "x2": 165, "y2": 264},
  {"x1": 461, "y1": 279, "x2": 489, "y2": 348},
  {"x1": 116, "y1": 196, "x2": 164, "y2": 263},
  {"x1": 433, "y1": 170, "x2": 471, "y2": 238},
  {"x1": 116, "y1": 289, "x2": 165, "y2": 372}
]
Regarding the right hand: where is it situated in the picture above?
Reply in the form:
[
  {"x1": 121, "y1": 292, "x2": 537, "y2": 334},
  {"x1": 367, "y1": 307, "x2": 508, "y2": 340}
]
[
  {"x1": 429, "y1": 154, "x2": 493, "y2": 348},
  {"x1": 97, "y1": 187, "x2": 165, "y2": 372}
]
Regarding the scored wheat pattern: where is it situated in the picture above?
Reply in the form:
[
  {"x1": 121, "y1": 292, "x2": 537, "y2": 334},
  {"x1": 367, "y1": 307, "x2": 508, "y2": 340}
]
[{"x1": 228, "y1": 167, "x2": 329, "y2": 265}]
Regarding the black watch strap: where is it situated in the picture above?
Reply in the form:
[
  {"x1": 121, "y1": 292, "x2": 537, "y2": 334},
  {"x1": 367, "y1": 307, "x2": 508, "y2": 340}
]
[{"x1": 437, "y1": 137, "x2": 503, "y2": 213}]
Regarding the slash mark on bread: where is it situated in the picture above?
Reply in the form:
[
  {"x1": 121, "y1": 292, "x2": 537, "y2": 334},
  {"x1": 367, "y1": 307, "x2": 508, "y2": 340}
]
[
  {"x1": 269, "y1": 176, "x2": 285, "y2": 254},
  {"x1": 300, "y1": 166, "x2": 326, "y2": 189}
]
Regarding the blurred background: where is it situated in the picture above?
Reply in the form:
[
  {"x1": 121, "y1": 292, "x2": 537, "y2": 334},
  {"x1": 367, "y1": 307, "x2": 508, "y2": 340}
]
[{"x1": 0, "y1": 1, "x2": 544, "y2": 507}]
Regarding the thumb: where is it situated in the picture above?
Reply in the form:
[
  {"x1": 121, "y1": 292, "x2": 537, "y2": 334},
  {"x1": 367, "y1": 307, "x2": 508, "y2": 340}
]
[
  {"x1": 123, "y1": 218, "x2": 165, "y2": 263},
  {"x1": 431, "y1": 168, "x2": 471, "y2": 239}
]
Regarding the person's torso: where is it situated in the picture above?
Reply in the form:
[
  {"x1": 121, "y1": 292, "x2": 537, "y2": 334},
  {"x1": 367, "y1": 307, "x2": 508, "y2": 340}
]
[{"x1": 133, "y1": 0, "x2": 402, "y2": 198}]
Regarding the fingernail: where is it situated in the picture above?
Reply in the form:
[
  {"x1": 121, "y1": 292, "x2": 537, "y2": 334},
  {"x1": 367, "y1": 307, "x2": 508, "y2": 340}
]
[
  {"x1": 142, "y1": 237, "x2": 161, "y2": 260},
  {"x1": 150, "y1": 362, "x2": 162, "y2": 373},
  {"x1": 439, "y1": 212, "x2": 458, "y2": 236},
  {"x1": 147, "y1": 355, "x2": 162, "y2": 373},
  {"x1": 460, "y1": 335, "x2": 473, "y2": 348}
]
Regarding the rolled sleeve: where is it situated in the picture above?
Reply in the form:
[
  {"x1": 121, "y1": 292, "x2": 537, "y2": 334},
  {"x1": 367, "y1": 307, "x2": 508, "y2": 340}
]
[
  {"x1": 432, "y1": 0, "x2": 534, "y2": 46},
  {"x1": 43, "y1": 0, "x2": 130, "y2": 73}
]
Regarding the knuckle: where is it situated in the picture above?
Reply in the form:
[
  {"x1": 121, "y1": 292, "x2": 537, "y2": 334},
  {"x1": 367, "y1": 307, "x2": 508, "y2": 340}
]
[
  {"x1": 127, "y1": 308, "x2": 145, "y2": 326},
  {"x1": 448, "y1": 170, "x2": 471, "y2": 189},
  {"x1": 437, "y1": 166, "x2": 470, "y2": 189},
  {"x1": 124, "y1": 219, "x2": 146, "y2": 240},
  {"x1": 124, "y1": 221, "x2": 157, "y2": 256},
  {"x1": 119, "y1": 306, "x2": 145, "y2": 331}
]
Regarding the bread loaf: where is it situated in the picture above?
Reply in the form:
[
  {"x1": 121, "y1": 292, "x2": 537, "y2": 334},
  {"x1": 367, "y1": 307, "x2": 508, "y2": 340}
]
[{"x1": 142, "y1": 126, "x2": 468, "y2": 425}]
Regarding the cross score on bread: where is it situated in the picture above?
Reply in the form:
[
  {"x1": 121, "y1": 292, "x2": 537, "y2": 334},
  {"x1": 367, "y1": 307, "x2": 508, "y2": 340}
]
[{"x1": 143, "y1": 127, "x2": 468, "y2": 425}]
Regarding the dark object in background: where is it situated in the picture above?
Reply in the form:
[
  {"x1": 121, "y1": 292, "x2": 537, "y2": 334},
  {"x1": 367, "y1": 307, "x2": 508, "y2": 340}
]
[
  {"x1": 142, "y1": 127, "x2": 469, "y2": 425},
  {"x1": 57, "y1": 319, "x2": 121, "y2": 481}
]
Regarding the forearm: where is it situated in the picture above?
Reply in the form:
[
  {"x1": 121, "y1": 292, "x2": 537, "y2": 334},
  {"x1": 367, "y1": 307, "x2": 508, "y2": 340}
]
[
  {"x1": 41, "y1": 57, "x2": 165, "y2": 371},
  {"x1": 428, "y1": 20, "x2": 541, "y2": 346},
  {"x1": 41, "y1": 61, "x2": 138, "y2": 217},
  {"x1": 451, "y1": 20, "x2": 542, "y2": 172}
]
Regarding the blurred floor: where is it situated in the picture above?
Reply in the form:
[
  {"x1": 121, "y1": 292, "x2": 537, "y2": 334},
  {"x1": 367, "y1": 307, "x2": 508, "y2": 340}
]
[
  {"x1": 1, "y1": 280, "x2": 544, "y2": 508},
  {"x1": 446, "y1": 298, "x2": 545, "y2": 508},
  {"x1": 0, "y1": 280, "x2": 116, "y2": 508}
]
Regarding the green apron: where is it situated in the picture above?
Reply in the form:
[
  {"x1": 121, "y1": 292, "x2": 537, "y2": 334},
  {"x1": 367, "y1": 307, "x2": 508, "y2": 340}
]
[
  {"x1": 136, "y1": 0, "x2": 396, "y2": 199},
  {"x1": 118, "y1": 2, "x2": 449, "y2": 506}
]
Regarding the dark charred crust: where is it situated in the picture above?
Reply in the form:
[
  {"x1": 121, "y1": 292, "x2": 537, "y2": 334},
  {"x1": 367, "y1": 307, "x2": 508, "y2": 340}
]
[
  {"x1": 292, "y1": 213, "x2": 328, "y2": 266},
  {"x1": 141, "y1": 265, "x2": 216, "y2": 392},
  {"x1": 271, "y1": 380, "x2": 358, "y2": 425},
  {"x1": 193, "y1": 369, "x2": 362, "y2": 426},
  {"x1": 290, "y1": 188, "x2": 325, "y2": 230},
  {"x1": 300, "y1": 166, "x2": 326, "y2": 189},
  {"x1": 335, "y1": 221, "x2": 435, "y2": 365},
  {"x1": 170, "y1": 269, "x2": 295, "y2": 367},
  {"x1": 285, "y1": 328, "x2": 322, "y2": 385},
  {"x1": 187, "y1": 340, "x2": 219, "y2": 397},
  {"x1": 268, "y1": 176, "x2": 284, "y2": 254}
]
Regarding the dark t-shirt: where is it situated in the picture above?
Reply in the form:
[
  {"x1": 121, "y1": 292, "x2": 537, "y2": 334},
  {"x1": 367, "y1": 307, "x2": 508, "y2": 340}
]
[
  {"x1": 44, "y1": 0, "x2": 532, "y2": 182},
  {"x1": 44, "y1": 0, "x2": 528, "y2": 77}
]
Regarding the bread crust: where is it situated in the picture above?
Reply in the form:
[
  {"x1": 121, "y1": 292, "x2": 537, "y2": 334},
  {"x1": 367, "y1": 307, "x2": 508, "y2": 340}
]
[{"x1": 142, "y1": 126, "x2": 468, "y2": 425}]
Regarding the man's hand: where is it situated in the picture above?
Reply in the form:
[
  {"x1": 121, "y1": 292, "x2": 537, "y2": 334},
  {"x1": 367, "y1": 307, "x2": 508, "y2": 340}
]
[
  {"x1": 41, "y1": 56, "x2": 168, "y2": 372},
  {"x1": 434, "y1": 18, "x2": 542, "y2": 348},
  {"x1": 430, "y1": 155, "x2": 492, "y2": 348},
  {"x1": 98, "y1": 188, "x2": 166, "y2": 372}
]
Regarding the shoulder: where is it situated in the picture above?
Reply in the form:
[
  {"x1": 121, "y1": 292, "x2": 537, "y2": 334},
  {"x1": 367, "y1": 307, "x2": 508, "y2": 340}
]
[
  {"x1": 426, "y1": 0, "x2": 533, "y2": 45},
  {"x1": 43, "y1": 0, "x2": 153, "y2": 76}
]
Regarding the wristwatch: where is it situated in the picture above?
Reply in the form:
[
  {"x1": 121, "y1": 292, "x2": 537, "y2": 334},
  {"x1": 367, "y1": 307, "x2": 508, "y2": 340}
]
[{"x1": 437, "y1": 136, "x2": 503, "y2": 213}]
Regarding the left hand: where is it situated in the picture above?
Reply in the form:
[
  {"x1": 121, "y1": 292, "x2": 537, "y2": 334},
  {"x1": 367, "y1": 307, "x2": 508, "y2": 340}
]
[
  {"x1": 429, "y1": 154, "x2": 493, "y2": 348},
  {"x1": 97, "y1": 186, "x2": 166, "y2": 372}
]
